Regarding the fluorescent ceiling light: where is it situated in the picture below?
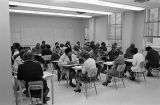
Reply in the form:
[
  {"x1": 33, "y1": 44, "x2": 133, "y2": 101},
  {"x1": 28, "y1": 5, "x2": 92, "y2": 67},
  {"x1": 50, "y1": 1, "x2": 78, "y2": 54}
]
[
  {"x1": 9, "y1": 1, "x2": 112, "y2": 15},
  {"x1": 9, "y1": 9, "x2": 92, "y2": 18},
  {"x1": 67, "y1": 0, "x2": 145, "y2": 11}
]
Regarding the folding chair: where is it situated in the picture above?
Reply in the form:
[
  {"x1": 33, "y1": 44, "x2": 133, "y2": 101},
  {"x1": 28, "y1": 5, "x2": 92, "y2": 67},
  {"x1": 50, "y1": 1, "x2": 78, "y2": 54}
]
[{"x1": 28, "y1": 81, "x2": 43, "y2": 105}]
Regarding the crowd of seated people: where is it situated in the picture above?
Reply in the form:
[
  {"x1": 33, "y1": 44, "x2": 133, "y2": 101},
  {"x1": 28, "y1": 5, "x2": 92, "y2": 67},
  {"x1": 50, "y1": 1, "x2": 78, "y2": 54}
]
[{"x1": 11, "y1": 40, "x2": 160, "y2": 98}]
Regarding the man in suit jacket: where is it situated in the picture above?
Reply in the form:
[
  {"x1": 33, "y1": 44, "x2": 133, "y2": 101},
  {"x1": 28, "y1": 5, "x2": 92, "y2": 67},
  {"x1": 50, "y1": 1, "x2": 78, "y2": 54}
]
[
  {"x1": 17, "y1": 52, "x2": 49, "y2": 104},
  {"x1": 145, "y1": 46, "x2": 160, "y2": 76}
]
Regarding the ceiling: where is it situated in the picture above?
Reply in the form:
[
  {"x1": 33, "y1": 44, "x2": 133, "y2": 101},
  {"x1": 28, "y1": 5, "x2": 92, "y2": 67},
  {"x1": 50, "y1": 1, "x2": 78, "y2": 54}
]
[{"x1": 9, "y1": 0, "x2": 160, "y2": 17}]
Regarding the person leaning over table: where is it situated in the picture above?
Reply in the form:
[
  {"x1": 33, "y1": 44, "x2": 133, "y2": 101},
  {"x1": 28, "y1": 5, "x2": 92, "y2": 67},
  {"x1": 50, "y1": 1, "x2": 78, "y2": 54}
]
[
  {"x1": 124, "y1": 43, "x2": 136, "y2": 59},
  {"x1": 17, "y1": 52, "x2": 50, "y2": 104},
  {"x1": 58, "y1": 48, "x2": 79, "y2": 87},
  {"x1": 74, "y1": 51, "x2": 98, "y2": 92},
  {"x1": 102, "y1": 51, "x2": 125, "y2": 86},
  {"x1": 145, "y1": 46, "x2": 160, "y2": 77},
  {"x1": 129, "y1": 48, "x2": 145, "y2": 80}
]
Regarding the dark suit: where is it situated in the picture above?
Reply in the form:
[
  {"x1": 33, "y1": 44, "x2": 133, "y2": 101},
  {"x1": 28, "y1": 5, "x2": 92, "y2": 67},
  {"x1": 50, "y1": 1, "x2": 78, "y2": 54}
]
[
  {"x1": 145, "y1": 49, "x2": 160, "y2": 69},
  {"x1": 17, "y1": 61, "x2": 49, "y2": 96}
]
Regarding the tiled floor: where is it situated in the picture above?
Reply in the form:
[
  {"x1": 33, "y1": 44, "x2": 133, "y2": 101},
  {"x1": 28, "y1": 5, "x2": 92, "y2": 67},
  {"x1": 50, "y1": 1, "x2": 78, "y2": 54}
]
[{"x1": 18, "y1": 72, "x2": 160, "y2": 105}]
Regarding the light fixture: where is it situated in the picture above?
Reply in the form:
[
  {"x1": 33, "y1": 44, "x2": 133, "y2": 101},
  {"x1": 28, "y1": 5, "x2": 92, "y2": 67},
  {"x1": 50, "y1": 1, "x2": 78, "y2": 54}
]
[
  {"x1": 67, "y1": 0, "x2": 145, "y2": 11},
  {"x1": 9, "y1": 1, "x2": 112, "y2": 15},
  {"x1": 9, "y1": 9, "x2": 92, "y2": 18}
]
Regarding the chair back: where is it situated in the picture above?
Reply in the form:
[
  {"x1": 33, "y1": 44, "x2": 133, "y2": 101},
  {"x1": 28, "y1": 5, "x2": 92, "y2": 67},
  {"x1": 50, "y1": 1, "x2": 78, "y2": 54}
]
[
  {"x1": 28, "y1": 81, "x2": 43, "y2": 103},
  {"x1": 117, "y1": 64, "x2": 126, "y2": 72},
  {"x1": 42, "y1": 55, "x2": 51, "y2": 61},
  {"x1": 139, "y1": 61, "x2": 146, "y2": 72},
  {"x1": 87, "y1": 68, "x2": 98, "y2": 78}
]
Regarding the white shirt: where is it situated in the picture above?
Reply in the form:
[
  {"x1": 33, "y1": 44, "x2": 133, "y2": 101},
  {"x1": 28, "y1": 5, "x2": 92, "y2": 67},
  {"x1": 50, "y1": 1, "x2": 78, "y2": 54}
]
[
  {"x1": 82, "y1": 58, "x2": 97, "y2": 77},
  {"x1": 12, "y1": 50, "x2": 19, "y2": 60},
  {"x1": 131, "y1": 52, "x2": 145, "y2": 72},
  {"x1": 13, "y1": 56, "x2": 23, "y2": 72},
  {"x1": 58, "y1": 53, "x2": 79, "y2": 66}
]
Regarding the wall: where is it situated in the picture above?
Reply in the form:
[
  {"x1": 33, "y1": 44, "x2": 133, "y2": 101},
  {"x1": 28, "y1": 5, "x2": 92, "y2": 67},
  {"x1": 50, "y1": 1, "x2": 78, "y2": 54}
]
[
  {"x1": 94, "y1": 16, "x2": 108, "y2": 43},
  {"x1": 122, "y1": 11, "x2": 145, "y2": 52},
  {"x1": 0, "y1": 0, "x2": 14, "y2": 104},
  {"x1": 122, "y1": 11, "x2": 135, "y2": 52},
  {"x1": 10, "y1": 13, "x2": 86, "y2": 47},
  {"x1": 134, "y1": 11, "x2": 145, "y2": 51}
]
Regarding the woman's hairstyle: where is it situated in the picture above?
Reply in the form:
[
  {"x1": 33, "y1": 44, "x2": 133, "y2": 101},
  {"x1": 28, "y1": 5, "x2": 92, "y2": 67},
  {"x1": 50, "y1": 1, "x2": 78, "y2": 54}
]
[
  {"x1": 101, "y1": 42, "x2": 106, "y2": 46},
  {"x1": 60, "y1": 43, "x2": 64, "y2": 47},
  {"x1": 80, "y1": 51, "x2": 90, "y2": 59},
  {"x1": 145, "y1": 46, "x2": 152, "y2": 51},
  {"x1": 55, "y1": 42, "x2": 59, "y2": 46},
  {"x1": 65, "y1": 48, "x2": 72, "y2": 54},
  {"x1": 130, "y1": 43, "x2": 135, "y2": 49},
  {"x1": 22, "y1": 52, "x2": 33, "y2": 61},
  {"x1": 131, "y1": 48, "x2": 138, "y2": 54}
]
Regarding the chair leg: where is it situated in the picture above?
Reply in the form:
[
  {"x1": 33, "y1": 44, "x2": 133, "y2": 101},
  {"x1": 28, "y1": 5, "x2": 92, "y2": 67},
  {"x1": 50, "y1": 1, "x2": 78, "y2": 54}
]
[
  {"x1": 121, "y1": 77, "x2": 125, "y2": 88},
  {"x1": 156, "y1": 71, "x2": 159, "y2": 78},
  {"x1": 85, "y1": 83, "x2": 88, "y2": 99},
  {"x1": 93, "y1": 82, "x2": 97, "y2": 95},
  {"x1": 113, "y1": 77, "x2": 117, "y2": 90},
  {"x1": 142, "y1": 73, "x2": 146, "y2": 83}
]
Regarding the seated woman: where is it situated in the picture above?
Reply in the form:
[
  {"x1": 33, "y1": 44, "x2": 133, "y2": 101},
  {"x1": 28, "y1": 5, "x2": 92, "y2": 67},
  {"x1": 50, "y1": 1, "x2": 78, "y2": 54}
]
[
  {"x1": 74, "y1": 51, "x2": 97, "y2": 92},
  {"x1": 58, "y1": 48, "x2": 79, "y2": 87},
  {"x1": 129, "y1": 48, "x2": 145, "y2": 80},
  {"x1": 13, "y1": 50, "x2": 26, "y2": 72},
  {"x1": 89, "y1": 47, "x2": 103, "y2": 79},
  {"x1": 17, "y1": 52, "x2": 49, "y2": 104},
  {"x1": 102, "y1": 52, "x2": 125, "y2": 86}
]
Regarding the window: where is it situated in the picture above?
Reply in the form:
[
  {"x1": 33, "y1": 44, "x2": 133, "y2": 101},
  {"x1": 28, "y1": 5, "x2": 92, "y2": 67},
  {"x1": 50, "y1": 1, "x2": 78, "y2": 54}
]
[
  {"x1": 144, "y1": 8, "x2": 160, "y2": 45},
  {"x1": 108, "y1": 13, "x2": 122, "y2": 46}
]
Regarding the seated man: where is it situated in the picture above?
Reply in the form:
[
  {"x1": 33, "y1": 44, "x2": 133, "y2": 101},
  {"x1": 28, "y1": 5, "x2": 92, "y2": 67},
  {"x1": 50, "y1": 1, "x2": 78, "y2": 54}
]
[
  {"x1": 145, "y1": 46, "x2": 160, "y2": 76},
  {"x1": 32, "y1": 43, "x2": 42, "y2": 54},
  {"x1": 58, "y1": 48, "x2": 79, "y2": 87},
  {"x1": 74, "y1": 51, "x2": 97, "y2": 92},
  {"x1": 102, "y1": 52, "x2": 125, "y2": 86},
  {"x1": 108, "y1": 43, "x2": 119, "y2": 61},
  {"x1": 41, "y1": 44, "x2": 52, "y2": 56},
  {"x1": 17, "y1": 52, "x2": 49, "y2": 104},
  {"x1": 129, "y1": 48, "x2": 145, "y2": 80},
  {"x1": 51, "y1": 46, "x2": 61, "y2": 81}
]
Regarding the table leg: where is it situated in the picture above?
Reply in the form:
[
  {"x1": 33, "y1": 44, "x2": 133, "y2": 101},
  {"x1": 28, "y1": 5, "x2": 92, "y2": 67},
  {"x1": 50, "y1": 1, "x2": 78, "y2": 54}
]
[
  {"x1": 14, "y1": 78, "x2": 18, "y2": 105},
  {"x1": 18, "y1": 81, "x2": 23, "y2": 105},
  {"x1": 51, "y1": 78, "x2": 54, "y2": 105}
]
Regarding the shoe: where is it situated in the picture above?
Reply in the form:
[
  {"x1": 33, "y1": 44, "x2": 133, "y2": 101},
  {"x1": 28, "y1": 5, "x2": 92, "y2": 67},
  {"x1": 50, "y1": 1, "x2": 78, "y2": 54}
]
[
  {"x1": 102, "y1": 81, "x2": 111, "y2": 86},
  {"x1": 43, "y1": 97, "x2": 50, "y2": 104},
  {"x1": 147, "y1": 73, "x2": 153, "y2": 77},
  {"x1": 129, "y1": 77, "x2": 135, "y2": 81},
  {"x1": 69, "y1": 83, "x2": 76, "y2": 87},
  {"x1": 74, "y1": 89, "x2": 81, "y2": 93}
]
